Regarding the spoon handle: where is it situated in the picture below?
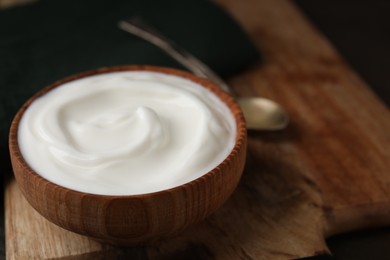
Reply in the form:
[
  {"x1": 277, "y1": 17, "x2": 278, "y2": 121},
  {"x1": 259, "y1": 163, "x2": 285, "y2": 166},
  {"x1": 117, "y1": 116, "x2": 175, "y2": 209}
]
[
  {"x1": 118, "y1": 18, "x2": 289, "y2": 131},
  {"x1": 118, "y1": 18, "x2": 232, "y2": 94}
]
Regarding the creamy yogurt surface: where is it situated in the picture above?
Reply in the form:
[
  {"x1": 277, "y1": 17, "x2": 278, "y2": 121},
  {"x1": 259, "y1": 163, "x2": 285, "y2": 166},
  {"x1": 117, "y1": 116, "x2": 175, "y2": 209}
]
[{"x1": 18, "y1": 71, "x2": 236, "y2": 195}]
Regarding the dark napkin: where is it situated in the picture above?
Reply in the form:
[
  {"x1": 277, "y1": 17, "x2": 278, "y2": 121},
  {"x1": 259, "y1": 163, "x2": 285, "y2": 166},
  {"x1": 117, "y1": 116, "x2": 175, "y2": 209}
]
[{"x1": 0, "y1": 0, "x2": 260, "y2": 150}]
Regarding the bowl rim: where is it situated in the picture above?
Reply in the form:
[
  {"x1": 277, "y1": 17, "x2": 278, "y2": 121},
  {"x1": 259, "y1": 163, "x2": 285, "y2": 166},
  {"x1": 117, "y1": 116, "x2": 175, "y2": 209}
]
[{"x1": 9, "y1": 65, "x2": 247, "y2": 199}]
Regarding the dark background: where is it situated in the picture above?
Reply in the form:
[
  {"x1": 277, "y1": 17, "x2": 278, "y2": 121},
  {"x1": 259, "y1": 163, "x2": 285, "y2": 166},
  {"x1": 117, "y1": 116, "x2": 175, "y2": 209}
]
[
  {"x1": 296, "y1": 0, "x2": 389, "y2": 108},
  {"x1": 295, "y1": 0, "x2": 390, "y2": 259}
]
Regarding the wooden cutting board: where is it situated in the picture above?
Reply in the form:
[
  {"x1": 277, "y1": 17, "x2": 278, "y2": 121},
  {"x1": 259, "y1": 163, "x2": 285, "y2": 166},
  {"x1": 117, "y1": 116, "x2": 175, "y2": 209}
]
[{"x1": 4, "y1": 0, "x2": 390, "y2": 259}]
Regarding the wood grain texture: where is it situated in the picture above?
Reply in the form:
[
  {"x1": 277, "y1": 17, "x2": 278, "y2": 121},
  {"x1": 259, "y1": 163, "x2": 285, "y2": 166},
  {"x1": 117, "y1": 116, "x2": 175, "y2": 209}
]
[
  {"x1": 217, "y1": 0, "x2": 390, "y2": 236},
  {"x1": 8, "y1": 66, "x2": 246, "y2": 246},
  {"x1": 4, "y1": 0, "x2": 390, "y2": 259}
]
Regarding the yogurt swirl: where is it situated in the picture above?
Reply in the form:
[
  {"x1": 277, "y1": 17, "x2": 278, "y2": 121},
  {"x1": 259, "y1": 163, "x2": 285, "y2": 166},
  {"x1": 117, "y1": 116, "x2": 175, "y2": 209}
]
[{"x1": 18, "y1": 71, "x2": 236, "y2": 195}]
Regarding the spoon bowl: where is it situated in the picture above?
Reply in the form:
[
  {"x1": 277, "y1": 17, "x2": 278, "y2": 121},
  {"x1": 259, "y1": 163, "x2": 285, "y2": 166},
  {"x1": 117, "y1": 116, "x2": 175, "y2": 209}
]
[{"x1": 238, "y1": 97, "x2": 289, "y2": 130}]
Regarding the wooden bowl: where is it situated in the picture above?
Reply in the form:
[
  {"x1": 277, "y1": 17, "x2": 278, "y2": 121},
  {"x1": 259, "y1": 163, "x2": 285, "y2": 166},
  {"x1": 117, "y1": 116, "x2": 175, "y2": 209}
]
[{"x1": 9, "y1": 65, "x2": 247, "y2": 246}]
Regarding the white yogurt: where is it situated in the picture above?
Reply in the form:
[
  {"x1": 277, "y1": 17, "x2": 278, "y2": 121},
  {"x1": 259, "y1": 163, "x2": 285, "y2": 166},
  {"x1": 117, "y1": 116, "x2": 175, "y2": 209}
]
[{"x1": 18, "y1": 71, "x2": 236, "y2": 195}]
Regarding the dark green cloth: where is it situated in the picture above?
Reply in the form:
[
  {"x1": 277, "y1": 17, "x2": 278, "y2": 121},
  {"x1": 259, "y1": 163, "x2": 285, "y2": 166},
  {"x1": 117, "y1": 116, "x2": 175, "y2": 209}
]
[{"x1": 0, "y1": 0, "x2": 259, "y2": 150}]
